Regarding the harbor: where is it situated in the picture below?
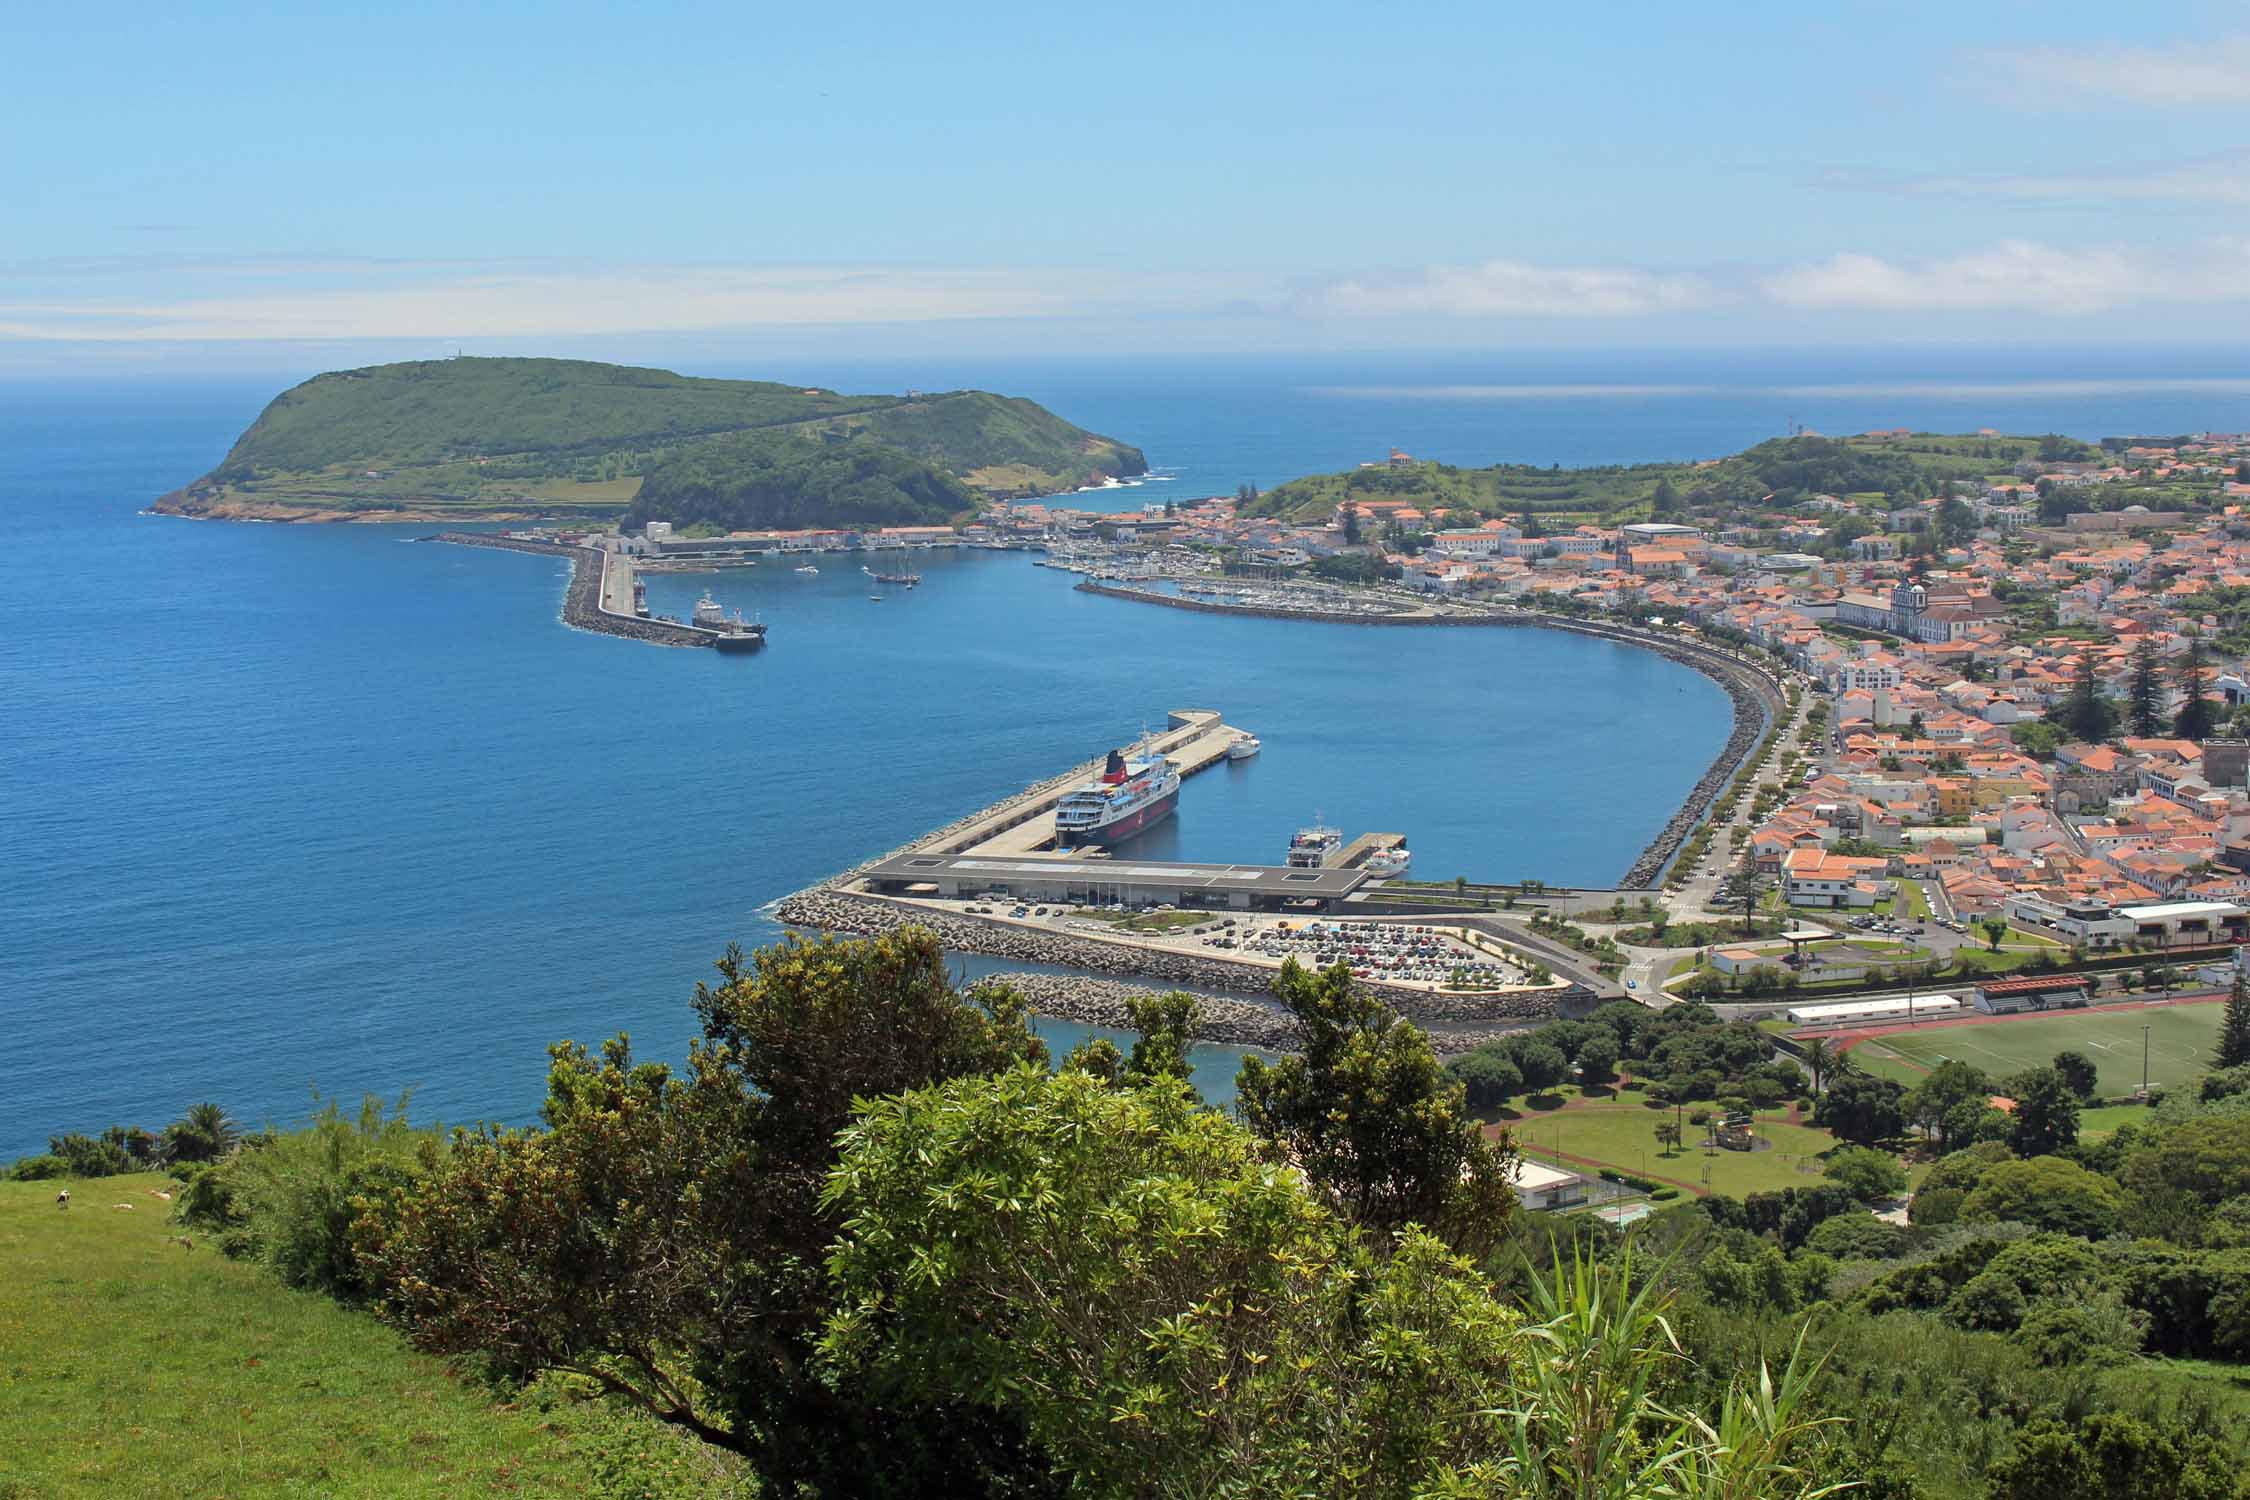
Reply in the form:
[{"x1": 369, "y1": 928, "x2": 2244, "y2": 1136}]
[{"x1": 773, "y1": 705, "x2": 1587, "y2": 1038}]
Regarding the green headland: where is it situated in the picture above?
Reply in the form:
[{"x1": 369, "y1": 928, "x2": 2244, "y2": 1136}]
[{"x1": 152, "y1": 356, "x2": 1148, "y2": 524}]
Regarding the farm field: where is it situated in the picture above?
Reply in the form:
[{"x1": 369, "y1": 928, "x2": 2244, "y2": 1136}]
[
  {"x1": 1501, "y1": 1095, "x2": 1842, "y2": 1198},
  {"x1": 1835, "y1": 999, "x2": 2224, "y2": 1098}
]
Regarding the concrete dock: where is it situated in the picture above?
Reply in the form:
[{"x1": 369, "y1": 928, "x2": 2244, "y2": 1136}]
[
  {"x1": 914, "y1": 709, "x2": 1246, "y2": 859},
  {"x1": 1327, "y1": 832, "x2": 1406, "y2": 869}
]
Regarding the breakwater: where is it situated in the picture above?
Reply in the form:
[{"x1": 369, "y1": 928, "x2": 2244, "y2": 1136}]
[
  {"x1": 1071, "y1": 581, "x2": 1784, "y2": 889},
  {"x1": 774, "y1": 888, "x2": 1566, "y2": 1029},
  {"x1": 433, "y1": 533, "x2": 714, "y2": 647},
  {"x1": 993, "y1": 971, "x2": 1543, "y2": 1056}
]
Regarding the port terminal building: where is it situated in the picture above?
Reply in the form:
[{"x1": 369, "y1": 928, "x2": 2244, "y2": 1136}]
[{"x1": 860, "y1": 852, "x2": 1373, "y2": 912}]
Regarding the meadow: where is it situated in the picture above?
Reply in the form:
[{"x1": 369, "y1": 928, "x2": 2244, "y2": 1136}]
[
  {"x1": 0, "y1": 1174, "x2": 732, "y2": 1498},
  {"x1": 1500, "y1": 1091, "x2": 1845, "y2": 1198}
]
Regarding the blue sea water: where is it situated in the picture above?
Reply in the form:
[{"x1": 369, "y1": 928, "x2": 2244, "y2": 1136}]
[{"x1": 6, "y1": 347, "x2": 2250, "y2": 1155}]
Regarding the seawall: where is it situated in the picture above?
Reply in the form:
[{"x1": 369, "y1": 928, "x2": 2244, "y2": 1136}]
[
  {"x1": 433, "y1": 533, "x2": 715, "y2": 648},
  {"x1": 1071, "y1": 581, "x2": 1784, "y2": 889},
  {"x1": 774, "y1": 887, "x2": 1570, "y2": 1029}
]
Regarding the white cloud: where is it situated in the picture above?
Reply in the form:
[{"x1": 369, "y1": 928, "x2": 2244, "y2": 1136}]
[
  {"x1": 1305, "y1": 259, "x2": 1719, "y2": 318},
  {"x1": 0, "y1": 261, "x2": 1259, "y2": 342},
  {"x1": 1763, "y1": 241, "x2": 2164, "y2": 314},
  {"x1": 2001, "y1": 35, "x2": 2250, "y2": 107}
]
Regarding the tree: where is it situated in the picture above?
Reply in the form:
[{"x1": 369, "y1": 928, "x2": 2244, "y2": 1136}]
[
  {"x1": 1235, "y1": 960, "x2": 1515, "y2": 1257},
  {"x1": 1984, "y1": 1413, "x2": 2244, "y2": 1500},
  {"x1": 1122, "y1": 989, "x2": 1197, "y2": 1089},
  {"x1": 1821, "y1": 1146, "x2": 1908, "y2": 1203},
  {"x1": 1651, "y1": 475, "x2": 1679, "y2": 514},
  {"x1": 1575, "y1": 1034, "x2": 1620, "y2": 1089},
  {"x1": 1935, "y1": 497, "x2": 1977, "y2": 549},
  {"x1": 1340, "y1": 505, "x2": 1363, "y2": 545},
  {"x1": 2051, "y1": 1050, "x2": 2099, "y2": 1102},
  {"x1": 162, "y1": 1102, "x2": 239, "y2": 1165},
  {"x1": 1978, "y1": 917, "x2": 2009, "y2": 953},
  {"x1": 2217, "y1": 971, "x2": 2250, "y2": 1069},
  {"x1": 2005, "y1": 1067, "x2": 2081, "y2": 1157},
  {"x1": 1449, "y1": 1049, "x2": 1521, "y2": 1112},
  {"x1": 2172, "y1": 638, "x2": 2215, "y2": 740},
  {"x1": 1906, "y1": 1059, "x2": 1994, "y2": 1153},
  {"x1": 1509, "y1": 1039, "x2": 1569, "y2": 1096},
  {"x1": 1655, "y1": 1119, "x2": 1683, "y2": 1156},
  {"x1": 1812, "y1": 1073, "x2": 1907, "y2": 1146},
  {"x1": 1801, "y1": 1037, "x2": 1836, "y2": 1095},
  {"x1": 2059, "y1": 651, "x2": 2116, "y2": 743},
  {"x1": 2126, "y1": 636, "x2": 2163, "y2": 738},
  {"x1": 357, "y1": 929, "x2": 1054, "y2": 1491},
  {"x1": 1960, "y1": 1156, "x2": 2127, "y2": 1238}
]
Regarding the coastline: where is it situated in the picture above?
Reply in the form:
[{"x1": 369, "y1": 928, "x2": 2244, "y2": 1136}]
[{"x1": 1070, "y1": 581, "x2": 1784, "y2": 889}]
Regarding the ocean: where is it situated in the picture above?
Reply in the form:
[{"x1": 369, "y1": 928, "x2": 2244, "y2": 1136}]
[{"x1": 6, "y1": 347, "x2": 2249, "y2": 1155}]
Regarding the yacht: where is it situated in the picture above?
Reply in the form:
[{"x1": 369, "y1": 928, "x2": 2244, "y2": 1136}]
[{"x1": 1226, "y1": 732, "x2": 1261, "y2": 761}]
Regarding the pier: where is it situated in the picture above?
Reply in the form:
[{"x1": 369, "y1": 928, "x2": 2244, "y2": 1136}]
[
  {"x1": 921, "y1": 709, "x2": 1246, "y2": 858},
  {"x1": 1327, "y1": 831, "x2": 1407, "y2": 870},
  {"x1": 433, "y1": 533, "x2": 723, "y2": 648}
]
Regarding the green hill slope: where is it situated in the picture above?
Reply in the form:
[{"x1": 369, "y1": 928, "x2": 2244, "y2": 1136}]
[
  {"x1": 0, "y1": 1174, "x2": 738, "y2": 1497},
  {"x1": 1245, "y1": 432, "x2": 2100, "y2": 525},
  {"x1": 155, "y1": 357, "x2": 1146, "y2": 522}
]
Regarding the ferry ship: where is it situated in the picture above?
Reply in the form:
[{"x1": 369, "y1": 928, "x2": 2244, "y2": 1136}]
[
  {"x1": 1055, "y1": 748, "x2": 1181, "y2": 845},
  {"x1": 1285, "y1": 821, "x2": 1341, "y2": 869}
]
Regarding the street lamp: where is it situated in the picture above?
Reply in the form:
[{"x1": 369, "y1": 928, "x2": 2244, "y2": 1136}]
[{"x1": 2142, "y1": 1023, "x2": 2152, "y2": 1097}]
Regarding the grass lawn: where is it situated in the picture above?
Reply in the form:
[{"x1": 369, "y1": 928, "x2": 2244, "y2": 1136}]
[
  {"x1": 1893, "y1": 880, "x2": 1931, "y2": 919},
  {"x1": 1835, "y1": 1000, "x2": 2224, "y2": 1098},
  {"x1": 0, "y1": 1174, "x2": 731, "y2": 1498},
  {"x1": 1501, "y1": 1097, "x2": 1842, "y2": 1198}
]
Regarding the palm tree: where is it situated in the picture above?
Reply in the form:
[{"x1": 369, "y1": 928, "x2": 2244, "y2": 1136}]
[
  {"x1": 1802, "y1": 1038, "x2": 1834, "y2": 1096},
  {"x1": 1978, "y1": 917, "x2": 2009, "y2": 954},
  {"x1": 163, "y1": 1102, "x2": 238, "y2": 1164}
]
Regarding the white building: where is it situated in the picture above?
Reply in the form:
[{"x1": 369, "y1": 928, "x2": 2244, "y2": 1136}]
[{"x1": 1507, "y1": 1160, "x2": 1589, "y2": 1212}]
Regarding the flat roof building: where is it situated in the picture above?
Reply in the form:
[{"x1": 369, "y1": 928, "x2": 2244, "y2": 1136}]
[{"x1": 860, "y1": 852, "x2": 1373, "y2": 911}]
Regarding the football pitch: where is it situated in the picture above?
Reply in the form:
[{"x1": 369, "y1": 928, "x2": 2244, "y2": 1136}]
[{"x1": 1837, "y1": 1001, "x2": 2223, "y2": 1098}]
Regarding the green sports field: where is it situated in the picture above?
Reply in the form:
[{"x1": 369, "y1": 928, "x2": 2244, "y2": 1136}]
[{"x1": 1838, "y1": 1001, "x2": 2224, "y2": 1098}]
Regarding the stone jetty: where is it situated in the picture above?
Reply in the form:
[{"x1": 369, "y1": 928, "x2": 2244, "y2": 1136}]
[
  {"x1": 773, "y1": 888, "x2": 1567, "y2": 1032},
  {"x1": 988, "y1": 971, "x2": 1546, "y2": 1057},
  {"x1": 433, "y1": 533, "x2": 715, "y2": 647}
]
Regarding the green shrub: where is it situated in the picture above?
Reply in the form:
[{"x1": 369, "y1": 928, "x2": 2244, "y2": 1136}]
[
  {"x1": 7, "y1": 1154, "x2": 68, "y2": 1181},
  {"x1": 174, "y1": 1093, "x2": 442, "y2": 1301}
]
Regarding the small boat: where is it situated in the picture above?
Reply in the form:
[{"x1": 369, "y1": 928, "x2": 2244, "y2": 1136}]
[
  {"x1": 1226, "y1": 732, "x2": 1261, "y2": 761},
  {"x1": 1364, "y1": 844, "x2": 1412, "y2": 879},
  {"x1": 794, "y1": 563, "x2": 818, "y2": 575},
  {"x1": 868, "y1": 593, "x2": 883, "y2": 602}
]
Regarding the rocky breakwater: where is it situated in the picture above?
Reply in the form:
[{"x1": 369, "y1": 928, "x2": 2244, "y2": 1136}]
[
  {"x1": 433, "y1": 533, "x2": 714, "y2": 648},
  {"x1": 774, "y1": 888, "x2": 1566, "y2": 1031},
  {"x1": 995, "y1": 972, "x2": 1549, "y2": 1057}
]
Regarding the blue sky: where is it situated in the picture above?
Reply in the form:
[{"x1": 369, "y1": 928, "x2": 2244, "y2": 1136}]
[{"x1": 8, "y1": 0, "x2": 2250, "y2": 367}]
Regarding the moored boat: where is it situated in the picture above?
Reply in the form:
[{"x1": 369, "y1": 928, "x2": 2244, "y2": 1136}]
[
  {"x1": 1055, "y1": 748, "x2": 1181, "y2": 845},
  {"x1": 1226, "y1": 732, "x2": 1261, "y2": 761},
  {"x1": 1285, "y1": 820, "x2": 1341, "y2": 869}
]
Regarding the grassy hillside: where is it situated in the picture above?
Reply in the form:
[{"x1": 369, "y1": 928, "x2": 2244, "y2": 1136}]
[
  {"x1": 625, "y1": 433, "x2": 982, "y2": 531},
  {"x1": 1246, "y1": 432, "x2": 2102, "y2": 525},
  {"x1": 0, "y1": 1173, "x2": 734, "y2": 1498},
  {"x1": 155, "y1": 357, "x2": 1147, "y2": 522}
]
